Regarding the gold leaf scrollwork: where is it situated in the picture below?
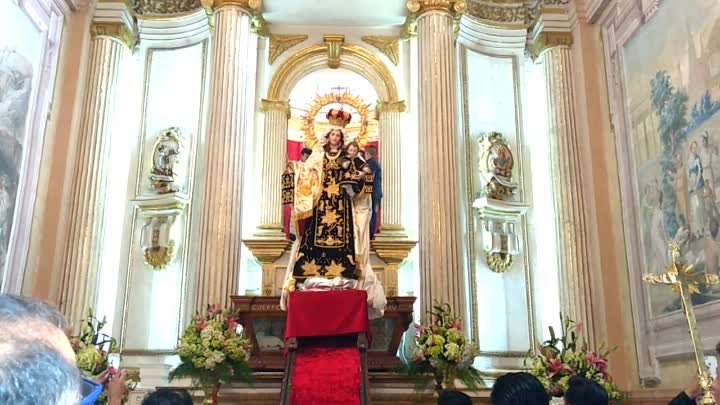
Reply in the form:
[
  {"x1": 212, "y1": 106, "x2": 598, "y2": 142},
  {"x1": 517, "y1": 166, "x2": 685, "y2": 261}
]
[
  {"x1": 269, "y1": 34, "x2": 308, "y2": 64},
  {"x1": 527, "y1": 31, "x2": 574, "y2": 61},
  {"x1": 144, "y1": 240, "x2": 176, "y2": 270},
  {"x1": 464, "y1": 0, "x2": 544, "y2": 27},
  {"x1": 486, "y1": 252, "x2": 513, "y2": 273},
  {"x1": 361, "y1": 36, "x2": 400, "y2": 66},
  {"x1": 133, "y1": 0, "x2": 201, "y2": 16}
]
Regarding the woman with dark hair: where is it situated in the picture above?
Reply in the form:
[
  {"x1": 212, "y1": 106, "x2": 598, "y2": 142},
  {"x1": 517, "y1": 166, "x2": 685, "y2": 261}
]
[
  {"x1": 490, "y1": 372, "x2": 550, "y2": 405},
  {"x1": 564, "y1": 376, "x2": 608, "y2": 405},
  {"x1": 280, "y1": 108, "x2": 386, "y2": 319}
]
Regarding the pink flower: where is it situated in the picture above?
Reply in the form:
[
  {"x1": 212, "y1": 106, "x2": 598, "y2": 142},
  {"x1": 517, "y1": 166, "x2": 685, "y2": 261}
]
[
  {"x1": 585, "y1": 352, "x2": 608, "y2": 373},
  {"x1": 228, "y1": 318, "x2": 239, "y2": 331},
  {"x1": 196, "y1": 320, "x2": 208, "y2": 331},
  {"x1": 208, "y1": 304, "x2": 219, "y2": 315},
  {"x1": 547, "y1": 359, "x2": 570, "y2": 378}
]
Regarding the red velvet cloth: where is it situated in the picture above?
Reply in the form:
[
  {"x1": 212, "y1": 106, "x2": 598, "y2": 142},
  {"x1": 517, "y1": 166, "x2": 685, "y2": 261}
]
[
  {"x1": 285, "y1": 290, "x2": 369, "y2": 340},
  {"x1": 291, "y1": 347, "x2": 360, "y2": 405}
]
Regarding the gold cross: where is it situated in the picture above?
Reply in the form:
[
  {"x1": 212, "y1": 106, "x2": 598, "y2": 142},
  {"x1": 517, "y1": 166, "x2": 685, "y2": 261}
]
[{"x1": 643, "y1": 242, "x2": 720, "y2": 405}]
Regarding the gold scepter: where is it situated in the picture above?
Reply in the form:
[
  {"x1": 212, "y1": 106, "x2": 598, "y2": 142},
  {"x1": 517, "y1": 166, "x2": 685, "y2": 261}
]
[{"x1": 643, "y1": 242, "x2": 720, "y2": 405}]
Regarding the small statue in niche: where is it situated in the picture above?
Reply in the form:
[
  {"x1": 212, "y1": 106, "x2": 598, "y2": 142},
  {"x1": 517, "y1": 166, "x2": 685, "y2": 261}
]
[
  {"x1": 478, "y1": 132, "x2": 518, "y2": 200},
  {"x1": 149, "y1": 127, "x2": 182, "y2": 193}
]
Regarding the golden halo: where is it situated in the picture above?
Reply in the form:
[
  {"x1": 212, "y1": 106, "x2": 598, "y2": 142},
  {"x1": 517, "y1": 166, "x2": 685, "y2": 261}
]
[{"x1": 302, "y1": 91, "x2": 371, "y2": 149}]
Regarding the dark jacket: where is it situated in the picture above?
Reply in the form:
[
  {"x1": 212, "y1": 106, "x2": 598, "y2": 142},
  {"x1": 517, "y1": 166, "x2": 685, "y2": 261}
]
[{"x1": 366, "y1": 158, "x2": 382, "y2": 201}]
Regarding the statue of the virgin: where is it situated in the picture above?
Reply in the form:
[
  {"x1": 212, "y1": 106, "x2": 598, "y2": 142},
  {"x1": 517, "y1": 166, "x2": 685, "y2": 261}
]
[{"x1": 280, "y1": 108, "x2": 387, "y2": 319}]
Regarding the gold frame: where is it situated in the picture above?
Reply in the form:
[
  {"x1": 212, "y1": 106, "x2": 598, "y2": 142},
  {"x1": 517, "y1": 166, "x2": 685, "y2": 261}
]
[{"x1": 302, "y1": 91, "x2": 372, "y2": 149}]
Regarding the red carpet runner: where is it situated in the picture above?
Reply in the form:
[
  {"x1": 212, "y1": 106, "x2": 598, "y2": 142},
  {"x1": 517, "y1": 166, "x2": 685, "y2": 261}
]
[{"x1": 290, "y1": 347, "x2": 360, "y2": 405}]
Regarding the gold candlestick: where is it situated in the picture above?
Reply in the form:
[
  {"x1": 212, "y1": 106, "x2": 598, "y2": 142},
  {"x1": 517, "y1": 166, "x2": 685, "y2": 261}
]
[{"x1": 643, "y1": 242, "x2": 719, "y2": 405}]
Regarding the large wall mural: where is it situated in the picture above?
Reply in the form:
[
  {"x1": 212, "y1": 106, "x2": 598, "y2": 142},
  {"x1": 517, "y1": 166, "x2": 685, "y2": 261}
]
[
  {"x1": 604, "y1": 0, "x2": 720, "y2": 383},
  {"x1": 624, "y1": 0, "x2": 720, "y2": 315},
  {"x1": 0, "y1": 1, "x2": 41, "y2": 289}
]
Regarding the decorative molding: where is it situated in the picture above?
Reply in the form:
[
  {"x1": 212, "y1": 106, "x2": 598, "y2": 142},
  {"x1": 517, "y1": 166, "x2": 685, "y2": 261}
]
[
  {"x1": 200, "y1": 0, "x2": 260, "y2": 12},
  {"x1": 400, "y1": 15, "x2": 418, "y2": 39},
  {"x1": 465, "y1": 0, "x2": 543, "y2": 27},
  {"x1": 584, "y1": 0, "x2": 612, "y2": 23},
  {"x1": 371, "y1": 239, "x2": 417, "y2": 265},
  {"x1": 472, "y1": 197, "x2": 529, "y2": 274},
  {"x1": 527, "y1": 30, "x2": 573, "y2": 60},
  {"x1": 323, "y1": 34, "x2": 345, "y2": 69},
  {"x1": 266, "y1": 44, "x2": 400, "y2": 103},
  {"x1": 132, "y1": 0, "x2": 201, "y2": 16},
  {"x1": 260, "y1": 99, "x2": 290, "y2": 117},
  {"x1": 91, "y1": 22, "x2": 138, "y2": 49},
  {"x1": 268, "y1": 34, "x2": 307, "y2": 65}
]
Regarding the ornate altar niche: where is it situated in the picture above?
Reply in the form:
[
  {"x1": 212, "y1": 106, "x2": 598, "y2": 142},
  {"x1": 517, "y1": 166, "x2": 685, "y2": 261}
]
[{"x1": 231, "y1": 295, "x2": 415, "y2": 371}]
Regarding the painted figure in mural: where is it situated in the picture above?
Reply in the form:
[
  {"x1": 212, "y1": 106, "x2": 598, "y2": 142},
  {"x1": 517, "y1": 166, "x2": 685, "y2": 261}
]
[
  {"x1": 649, "y1": 190, "x2": 668, "y2": 274},
  {"x1": 700, "y1": 132, "x2": 715, "y2": 198},
  {"x1": 670, "y1": 152, "x2": 690, "y2": 227},
  {"x1": 280, "y1": 108, "x2": 386, "y2": 319},
  {"x1": 0, "y1": 173, "x2": 11, "y2": 243},
  {"x1": 688, "y1": 141, "x2": 706, "y2": 236},
  {"x1": 704, "y1": 218, "x2": 720, "y2": 275}
]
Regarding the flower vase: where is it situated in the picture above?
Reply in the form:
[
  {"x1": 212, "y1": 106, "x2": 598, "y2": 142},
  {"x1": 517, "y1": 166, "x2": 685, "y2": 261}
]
[
  {"x1": 202, "y1": 383, "x2": 221, "y2": 405},
  {"x1": 434, "y1": 366, "x2": 457, "y2": 393}
]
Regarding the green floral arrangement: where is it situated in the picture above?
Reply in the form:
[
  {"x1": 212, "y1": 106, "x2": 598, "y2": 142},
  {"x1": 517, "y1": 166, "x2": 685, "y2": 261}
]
[
  {"x1": 399, "y1": 302, "x2": 483, "y2": 392},
  {"x1": 70, "y1": 308, "x2": 133, "y2": 404},
  {"x1": 169, "y1": 304, "x2": 253, "y2": 404},
  {"x1": 525, "y1": 314, "x2": 624, "y2": 402}
]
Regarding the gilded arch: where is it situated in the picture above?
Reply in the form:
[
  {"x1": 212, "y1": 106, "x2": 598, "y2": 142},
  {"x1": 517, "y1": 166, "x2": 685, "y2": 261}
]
[{"x1": 266, "y1": 44, "x2": 401, "y2": 103}]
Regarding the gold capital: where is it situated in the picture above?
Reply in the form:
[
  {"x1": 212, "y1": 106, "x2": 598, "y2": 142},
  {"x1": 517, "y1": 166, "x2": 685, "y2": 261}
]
[
  {"x1": 260, "y1": 99, "x2": 291, "y2": 118},
  {"x1": 202, "y1": 0, "x2": 261, "y2": 11},
  {"x1": 407, "y1": 0, "x2": 466, "y2": 16},
  {"x1": 527, "y1": 31, "x2": 573, "y2": 61},
  {"x1": 376, "y1": 100, "x2": 407, "y2": 114},
  {"x1": 324, "y1": 35, "x2": 345, "y2": 69},
  {"x1": 90, "y1": 22, "x2": 138, "y2": 50}
]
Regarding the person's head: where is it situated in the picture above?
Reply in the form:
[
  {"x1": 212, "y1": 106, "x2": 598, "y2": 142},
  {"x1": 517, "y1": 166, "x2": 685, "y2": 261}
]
[
  {"x1": 438, "y1": 390, "x2": 473, "y2": 405},
  {"x1": 346, "y1": 142, "x2": 360, "y2": 158},
  {"x1": 325, "y1": 128, "x2": 345, "y2": 149},
  {"x1": 300, "y1": 148, "x2": 312, "y2": 162},
  {"x1": 0, "y1": 294, "x2": 74, "y2": 363},
  {"x1": 491, "y1": 372, "x2": 550, "y2": 405},
  {"x1": 0, "y1": 337, "x2": 81, "y2": 405},
  {"x1": 366, "y1": 146, "x2": 378, "y2": 159},
  {"x1": 564, "y1": 376, "x2": 608, "y2": 405},
  {"x1": 142, "y1": 388, "x2": 193, "y2": 405}
]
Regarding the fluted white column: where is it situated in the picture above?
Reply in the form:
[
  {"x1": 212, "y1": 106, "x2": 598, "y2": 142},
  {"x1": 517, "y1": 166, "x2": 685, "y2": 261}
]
[
  {"x1": 541, "y1": 42, "x2": 602, "y2": 348},
  {"x1": 375, "y1": 102, "x2": 406, "y2": 238},
  {"x1": 59, "y1": 22, "x2": 133, "y2": 331},
  {"x1": 255, "y1": 100, "x2": 289, "y2": 237},
  {"x1": 194, "y1": 4, "x2": 256, "y2": 311},
  {"x1": 416, "y1": 5, "x2": 465, "y2": 318}
]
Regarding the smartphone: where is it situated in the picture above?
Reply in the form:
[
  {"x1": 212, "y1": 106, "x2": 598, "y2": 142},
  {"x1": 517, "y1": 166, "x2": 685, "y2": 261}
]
[
  {"x1": 706, "y1": 355, "x2": 718, "y2": 379},
  {"x1": 108, "y1": 353, "x2": 121, "y2": 372}
]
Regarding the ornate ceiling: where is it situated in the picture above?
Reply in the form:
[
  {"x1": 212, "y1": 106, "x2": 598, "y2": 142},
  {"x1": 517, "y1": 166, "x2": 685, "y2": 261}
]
[
  {"x1": 131, "y1": 0, "x2": 202, "y2": 17},
  {"x1": 464, "y1": 0, "x2": 567, "y2": 27}
]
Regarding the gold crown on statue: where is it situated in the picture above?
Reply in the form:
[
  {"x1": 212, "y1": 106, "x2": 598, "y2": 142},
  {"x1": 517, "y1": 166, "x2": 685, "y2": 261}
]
[{"x1": 326, "y1": 108, "x2": 352, "y2": 128}]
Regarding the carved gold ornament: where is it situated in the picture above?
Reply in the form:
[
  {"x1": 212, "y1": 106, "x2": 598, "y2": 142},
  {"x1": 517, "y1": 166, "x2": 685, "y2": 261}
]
[
  {"x1": 301, "y1": 92, "x2": 371, "y2": 149},
  {"x1": 361, "y1": 36, "x2": 400, "y2": 66},
  {"x1": 268, "y1": 34, "x2": 308, "y2": 64},
  {"x1": 477, "y1": 131, "x2": 518, "y2": 199},
  {"x1": 132, "y1": 0, "x2": 201, "y2": 16},
  {"x1": 464, "y1": 0, "x2": 544, "y2": 27},
  {"x1": 144, "y1": 241, "x2": 176, "y2": 270},
  {"x1": 486, "y1": 252, "x2": 513, "y2": 273}
]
